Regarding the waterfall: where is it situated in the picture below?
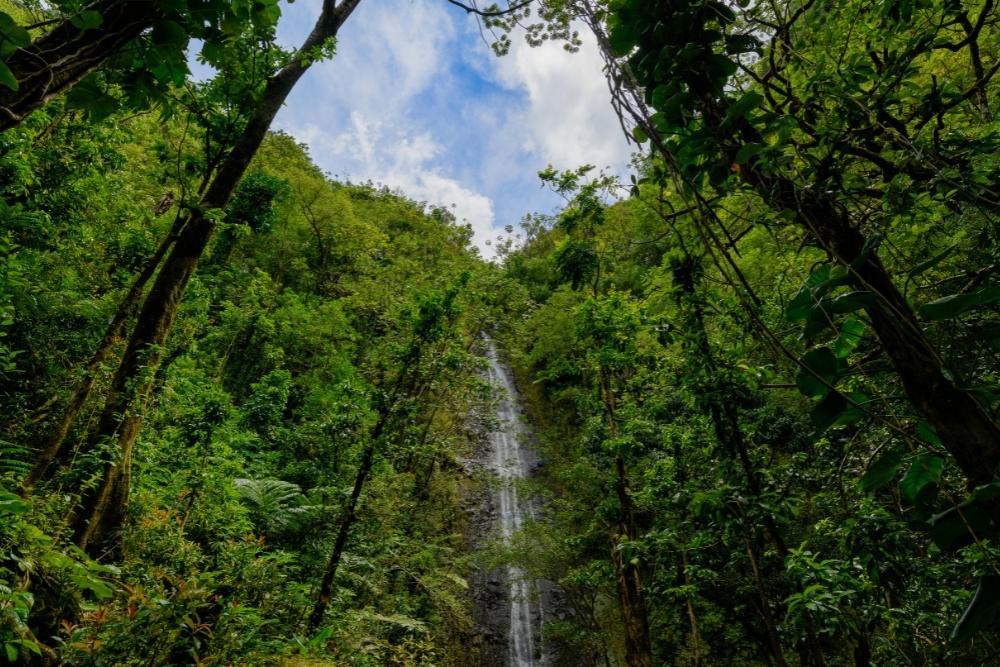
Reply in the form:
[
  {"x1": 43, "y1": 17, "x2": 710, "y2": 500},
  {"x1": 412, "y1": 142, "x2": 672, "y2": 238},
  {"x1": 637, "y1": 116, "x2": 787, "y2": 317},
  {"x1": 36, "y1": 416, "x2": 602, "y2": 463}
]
[{"x1": 484, "y1": 339, "x2": 545, "y2": 667}]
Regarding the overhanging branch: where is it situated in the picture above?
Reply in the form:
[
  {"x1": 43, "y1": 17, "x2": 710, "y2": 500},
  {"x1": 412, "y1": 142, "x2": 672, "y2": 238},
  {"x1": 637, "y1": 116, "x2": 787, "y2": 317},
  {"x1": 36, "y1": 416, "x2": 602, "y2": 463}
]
[{"x1": 444, "y1": 0, "x2": 532, "y2": 18}]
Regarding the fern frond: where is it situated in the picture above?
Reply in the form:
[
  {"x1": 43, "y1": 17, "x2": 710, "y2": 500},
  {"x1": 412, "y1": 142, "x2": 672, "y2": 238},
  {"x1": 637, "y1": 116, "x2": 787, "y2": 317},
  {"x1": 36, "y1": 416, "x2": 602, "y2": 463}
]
[
  {"x1": 0, "y1": 438, "x2": 31, "y2": 477},
  {"x1": 234, "y1": 477, "x2": 312, "y2": 534}
]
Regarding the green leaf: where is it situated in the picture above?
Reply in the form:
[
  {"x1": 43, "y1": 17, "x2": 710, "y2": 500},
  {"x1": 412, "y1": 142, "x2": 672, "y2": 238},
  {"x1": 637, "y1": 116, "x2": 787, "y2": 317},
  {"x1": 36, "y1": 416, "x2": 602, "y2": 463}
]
[
  {"x1": 65, "y1": 77, "x2": 119, "y2": 120},
  {"x1": 152, "y1": 19, "x2": 187, "y2": 47},
  {"x1": 786, "y1": 264, "x2": 851, "y2": 321},
  {"x1": 70, "y1": 10, "x2": 103, "y2": 31},
  {"x1": 915, "y1": 421, "x2": 942, "y2": 447},
  {"x1": 907, "y1": 242, "x2": 958, "y2": 280},
  {"x1": 632, "y1": 125, "x2": 648, "y2": 144},
  {"x1": 833, "y1": 317, "x2": 865, "y2": 358},
  {"x1": 5, "y1": 643, "x2": 17, "y2": 663},
  {"x1": 607, "y1": 17, "x2": 638, "y2": 56},
  {"x1": 826, "y1": 290, "x2": 876, "y2": 314},
  {"x1": 200, "y1": 39, "x2": 228, "y2": 66},
  {"x1": 705, "y1": 54, "x2": 738, "y2": 84},
  {"x1": 0, "y1": 60, "x2": 16, "y2": 91},
  {"x1": 860, "y1": 451, "x2": 903, "y2": 492},
  {"x1": 725, "y1": 33, "x2": 762, "y2": 55},
  {"x1": 920, "y1": 286, "x2": 1000, "y2": 320},
  {"x1": 0, "y1": 11, "x2": 31, "y2": 48},
  {"x1": 811, "y1": 390, "x2": 866, "y2": 432},
  {"x1": 928, "y1": 502, "x2": 993, "y2": 552},
  {"x1": 0, "y1": 486, "x2": 28, "y2": 514},
  {"x1": 952, "y1": 575, "x2": 1000, "y2": 642},
  {"x1": 650, "y1": 84, "x2": 674, "y2": 109},
  {"x1": 735, "y1": 143, "x2": 763, "y2": 164},
  {"x1": 900, "y1": 453, "x2": 944, "y2": 506},
  {"x1": 811, "y1": 391, "x2": 847, "y2": 431},
  {"x1": 795, "y1": 347, "x2": 840, "y2": 398},
  {"x1": 722, "y1": 91, "x2": 763, "y2": 129},
  {"x1": 707, "y1": 1, "x2": 737, "y2": 23}
]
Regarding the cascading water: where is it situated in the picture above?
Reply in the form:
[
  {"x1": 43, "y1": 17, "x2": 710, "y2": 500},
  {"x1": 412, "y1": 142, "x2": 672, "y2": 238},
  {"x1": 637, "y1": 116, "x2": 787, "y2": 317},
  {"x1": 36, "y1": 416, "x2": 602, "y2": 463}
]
[{"x1": 483, "y1": 338, "x2": 545, "y2": 667}]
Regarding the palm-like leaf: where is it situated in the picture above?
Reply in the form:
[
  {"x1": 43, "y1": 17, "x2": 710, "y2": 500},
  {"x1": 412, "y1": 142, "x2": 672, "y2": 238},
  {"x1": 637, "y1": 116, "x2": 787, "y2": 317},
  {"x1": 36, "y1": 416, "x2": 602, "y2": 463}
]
[{"x1": 234, "y1": 477, "x2": 316, "y2": 534}]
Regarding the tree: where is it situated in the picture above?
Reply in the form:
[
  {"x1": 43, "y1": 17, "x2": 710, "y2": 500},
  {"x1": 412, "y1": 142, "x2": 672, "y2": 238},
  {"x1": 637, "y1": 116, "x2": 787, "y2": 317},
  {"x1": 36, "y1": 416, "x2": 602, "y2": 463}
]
[
  {"x1": 586, "y1": 0, "x2": 1000, "y2": 487},
  {"x1": 68, "y1": 0, "x2": 359, "y2": 556},
  {"x1": 0, "y1": 0, "x2": 283, "y2": 130}
]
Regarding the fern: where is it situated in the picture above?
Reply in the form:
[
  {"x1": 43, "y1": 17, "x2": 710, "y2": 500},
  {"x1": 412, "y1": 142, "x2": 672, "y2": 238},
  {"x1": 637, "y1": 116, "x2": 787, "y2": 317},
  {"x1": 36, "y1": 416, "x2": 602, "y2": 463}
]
[
  {"x1": 0, "y1": 438, "x2": 30, "y2": 477},
  {"x1": 234, "y1": 477, "x2": 317, "y2": 534}
]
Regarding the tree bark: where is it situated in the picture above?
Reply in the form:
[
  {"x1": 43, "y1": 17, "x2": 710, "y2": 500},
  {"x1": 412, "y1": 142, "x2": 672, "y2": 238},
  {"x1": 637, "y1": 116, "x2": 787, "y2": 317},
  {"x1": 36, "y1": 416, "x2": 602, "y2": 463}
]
[
  {"x1": 68, "y1": 0, "x2": 364, "y2": 556},
  {"x1": 0, "y1": 0, "x2": 158, "y2": 131},
  {"x1": 308, "y1": 439, "x2": 377, "y2": 631},
  {"x1": 611, "y1": 454, "x2": 653, "y2": 667},
  {"x1": 599, "y1": 370, "x2": 653, "y2": 667},
  {"x1": 673, "y1": 257, "x2": 828, "y2": 666},
  {"x1": 21, "y1": 217, "x2": 180, "y2": 493},
  {"x1": 741, "y1": 162, "x2": 1000, "y2": 486},
  {"x1": 586, "y1": 7, "x2": 1000, "y2": 487}
]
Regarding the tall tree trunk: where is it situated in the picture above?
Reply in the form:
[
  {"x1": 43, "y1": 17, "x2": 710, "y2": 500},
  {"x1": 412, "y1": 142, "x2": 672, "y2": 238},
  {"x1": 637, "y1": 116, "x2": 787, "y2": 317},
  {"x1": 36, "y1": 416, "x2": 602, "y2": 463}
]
[
  {"x1": 308, "y1": 439, "x2": 377, "y2": 631},
  {"x1": 585, "y1": 12, "x2": 1000, "y2": 488},
  {"x1": 738, "y1": 156, "x2": 1000, "y2": 484},
  {"x1": 673, "y1": 257, "x2": 827, "y2": 666},
  {"x1": 0, "y1": 0, "x2": 158, "y2": 131},
  {"x1": 599, "y1": 370, "x2": 653, "y2": 667},
  {"x1": 68, "y1": 0, "x2": 364, "y2": 556},
  {"x1": 21, "y1": 216, "x2": 180, "y2": 493},
  {"x1": 611, "y1": 454, "x2": 652, "y2": 667}
]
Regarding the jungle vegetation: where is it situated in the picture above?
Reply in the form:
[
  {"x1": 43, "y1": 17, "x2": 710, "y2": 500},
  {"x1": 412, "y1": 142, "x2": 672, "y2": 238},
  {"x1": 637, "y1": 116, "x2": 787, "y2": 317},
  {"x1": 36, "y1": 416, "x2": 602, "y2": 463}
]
[{"x1": 1, "y1": 0, "x2": 999, "y2": 665}]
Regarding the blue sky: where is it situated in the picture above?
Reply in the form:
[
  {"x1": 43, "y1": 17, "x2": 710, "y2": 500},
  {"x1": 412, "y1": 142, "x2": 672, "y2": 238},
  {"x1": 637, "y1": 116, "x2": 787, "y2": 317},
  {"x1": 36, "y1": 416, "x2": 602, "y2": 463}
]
[{"x1": 266, "y1": 0, "x2": 633, "y2": 257}]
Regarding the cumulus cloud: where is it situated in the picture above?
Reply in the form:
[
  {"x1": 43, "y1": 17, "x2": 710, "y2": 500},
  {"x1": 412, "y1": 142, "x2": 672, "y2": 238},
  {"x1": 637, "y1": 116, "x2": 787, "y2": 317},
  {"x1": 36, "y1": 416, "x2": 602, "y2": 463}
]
[
  {"x1": 271, "y1": 0, "x2": 631, "y2": 258},
  {"x1": 493, "y1": 32, "x2": 633, "y2": 172}
]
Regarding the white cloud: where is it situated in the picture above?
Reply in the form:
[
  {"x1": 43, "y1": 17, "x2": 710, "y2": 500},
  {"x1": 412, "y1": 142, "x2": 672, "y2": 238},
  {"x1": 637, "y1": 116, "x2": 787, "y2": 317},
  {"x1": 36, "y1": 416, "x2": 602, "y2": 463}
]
[
  {"x1": 291, "y1": 111, "x2": 497, "y2": 256},
  {"x1": 271, "y1": 1, "x2": 632, "y2": 259},
  {"x1": 493, "y1": 30, "x2": 633, "y2": 172}
]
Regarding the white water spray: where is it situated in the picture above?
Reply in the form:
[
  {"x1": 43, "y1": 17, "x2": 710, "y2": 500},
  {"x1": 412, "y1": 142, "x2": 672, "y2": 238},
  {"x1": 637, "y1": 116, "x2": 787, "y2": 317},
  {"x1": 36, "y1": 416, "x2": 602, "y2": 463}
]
[{"x1": 484, "y1": 338, "x2": 545, "y2": 667}]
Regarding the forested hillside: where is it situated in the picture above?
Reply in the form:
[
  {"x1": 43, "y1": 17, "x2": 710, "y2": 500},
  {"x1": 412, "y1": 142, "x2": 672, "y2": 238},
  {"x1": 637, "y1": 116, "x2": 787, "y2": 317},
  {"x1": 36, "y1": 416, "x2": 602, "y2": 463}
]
[{"x1": 1, "y1": 0, "x2": 999, "y2": 666}]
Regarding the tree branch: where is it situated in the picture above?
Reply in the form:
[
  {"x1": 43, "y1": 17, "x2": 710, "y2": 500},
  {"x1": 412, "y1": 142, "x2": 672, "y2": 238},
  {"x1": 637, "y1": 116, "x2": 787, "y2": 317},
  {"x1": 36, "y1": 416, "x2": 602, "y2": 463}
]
[{"x1": 444, "y1": 0, "x2": 532, "y2": 18}]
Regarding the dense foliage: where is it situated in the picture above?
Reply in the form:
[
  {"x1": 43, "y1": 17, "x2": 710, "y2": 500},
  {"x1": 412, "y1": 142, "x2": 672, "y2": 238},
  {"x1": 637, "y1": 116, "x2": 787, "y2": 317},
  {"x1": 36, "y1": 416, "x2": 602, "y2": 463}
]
[
  {"x1": 0, "y1": 85, "x2": 494, "y2": 666},
  {"x1": 1, "y1": 0, "x2": 1000, "y2": 665},
  {"x1": 489, "y1": 0, "x2": 1000, "y2": 664}
]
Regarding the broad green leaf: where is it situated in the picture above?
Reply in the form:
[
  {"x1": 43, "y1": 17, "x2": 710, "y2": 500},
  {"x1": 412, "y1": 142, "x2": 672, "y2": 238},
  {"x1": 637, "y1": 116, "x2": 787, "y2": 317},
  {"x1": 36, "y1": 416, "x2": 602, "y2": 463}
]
[
  {"x1": 811, "y1": 391, "x2": 846, "y2": 431},
  {"x1": 0, "y1": 486, "x2": 28, "y2": 514},
  {"x1": 722, "y1": 91, "x2": 763, "y2": 129},
  {"x1": 706, "y1": 53, "x2": 738, "y2": 83},
  {"x1": 735, "y1": 143, "x2": 763, "y2": 164},
  {"x1": 786, "y1": 264, "x2": 851, "y2": 321},
  {"x1": 725, "y1": 33, "x2": 761, "y2": 55},
  {"x1": 0, "y1": 60, "x2": 16, "y2": 91},
  {"x1": 915, "y1": 421, "x2": 942, "y2": 446},
  {"x1": 607, "y1": 17, "x2": 638, "y2": 56},
  {"x1": 0, "y1": 11, "x2": 30, "y2": 47},
  {"x1": 707, "y1": 1, "x2": 737, "y2": 23},
  {"x1": 65, "y1": 77, "x2": 119, "y2": 120},
  {"x1": 859, "y1": 451, "x2": 903, "y2": 492},
  {"x1": 152, "y1": 19, "x2": 187, "y2": 47},
  {"x1": 833, "y1": 317, "x2": 865, "y2": 358},
  {"x1": 919, "y1": 286, "x2": 1000, "y2": 320},
  {"x1": 812, "y1": 390, "x2": 866, "y2": 432},
  {"x1": 795, "y1": 347, "x2": 840, "y2": 398},
  {"x1": 900, "y1": 453, "x2": 944, "y2": 506},
  {"x1": 907, "y1": 242, "x2": 958, "y2": 280},
  {"x1": 929, "y1": 501, "x2": 995, "y2": 552},
  {"x1": 826, "y1": 290, "x2": 876, "y2": 314}
]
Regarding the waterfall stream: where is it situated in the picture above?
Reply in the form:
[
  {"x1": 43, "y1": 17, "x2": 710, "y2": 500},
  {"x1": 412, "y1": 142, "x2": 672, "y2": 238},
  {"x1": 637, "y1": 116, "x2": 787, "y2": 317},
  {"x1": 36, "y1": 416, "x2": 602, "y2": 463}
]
[{"x1": 484, "y1": 339, "x2": 545, "y2": 667}]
